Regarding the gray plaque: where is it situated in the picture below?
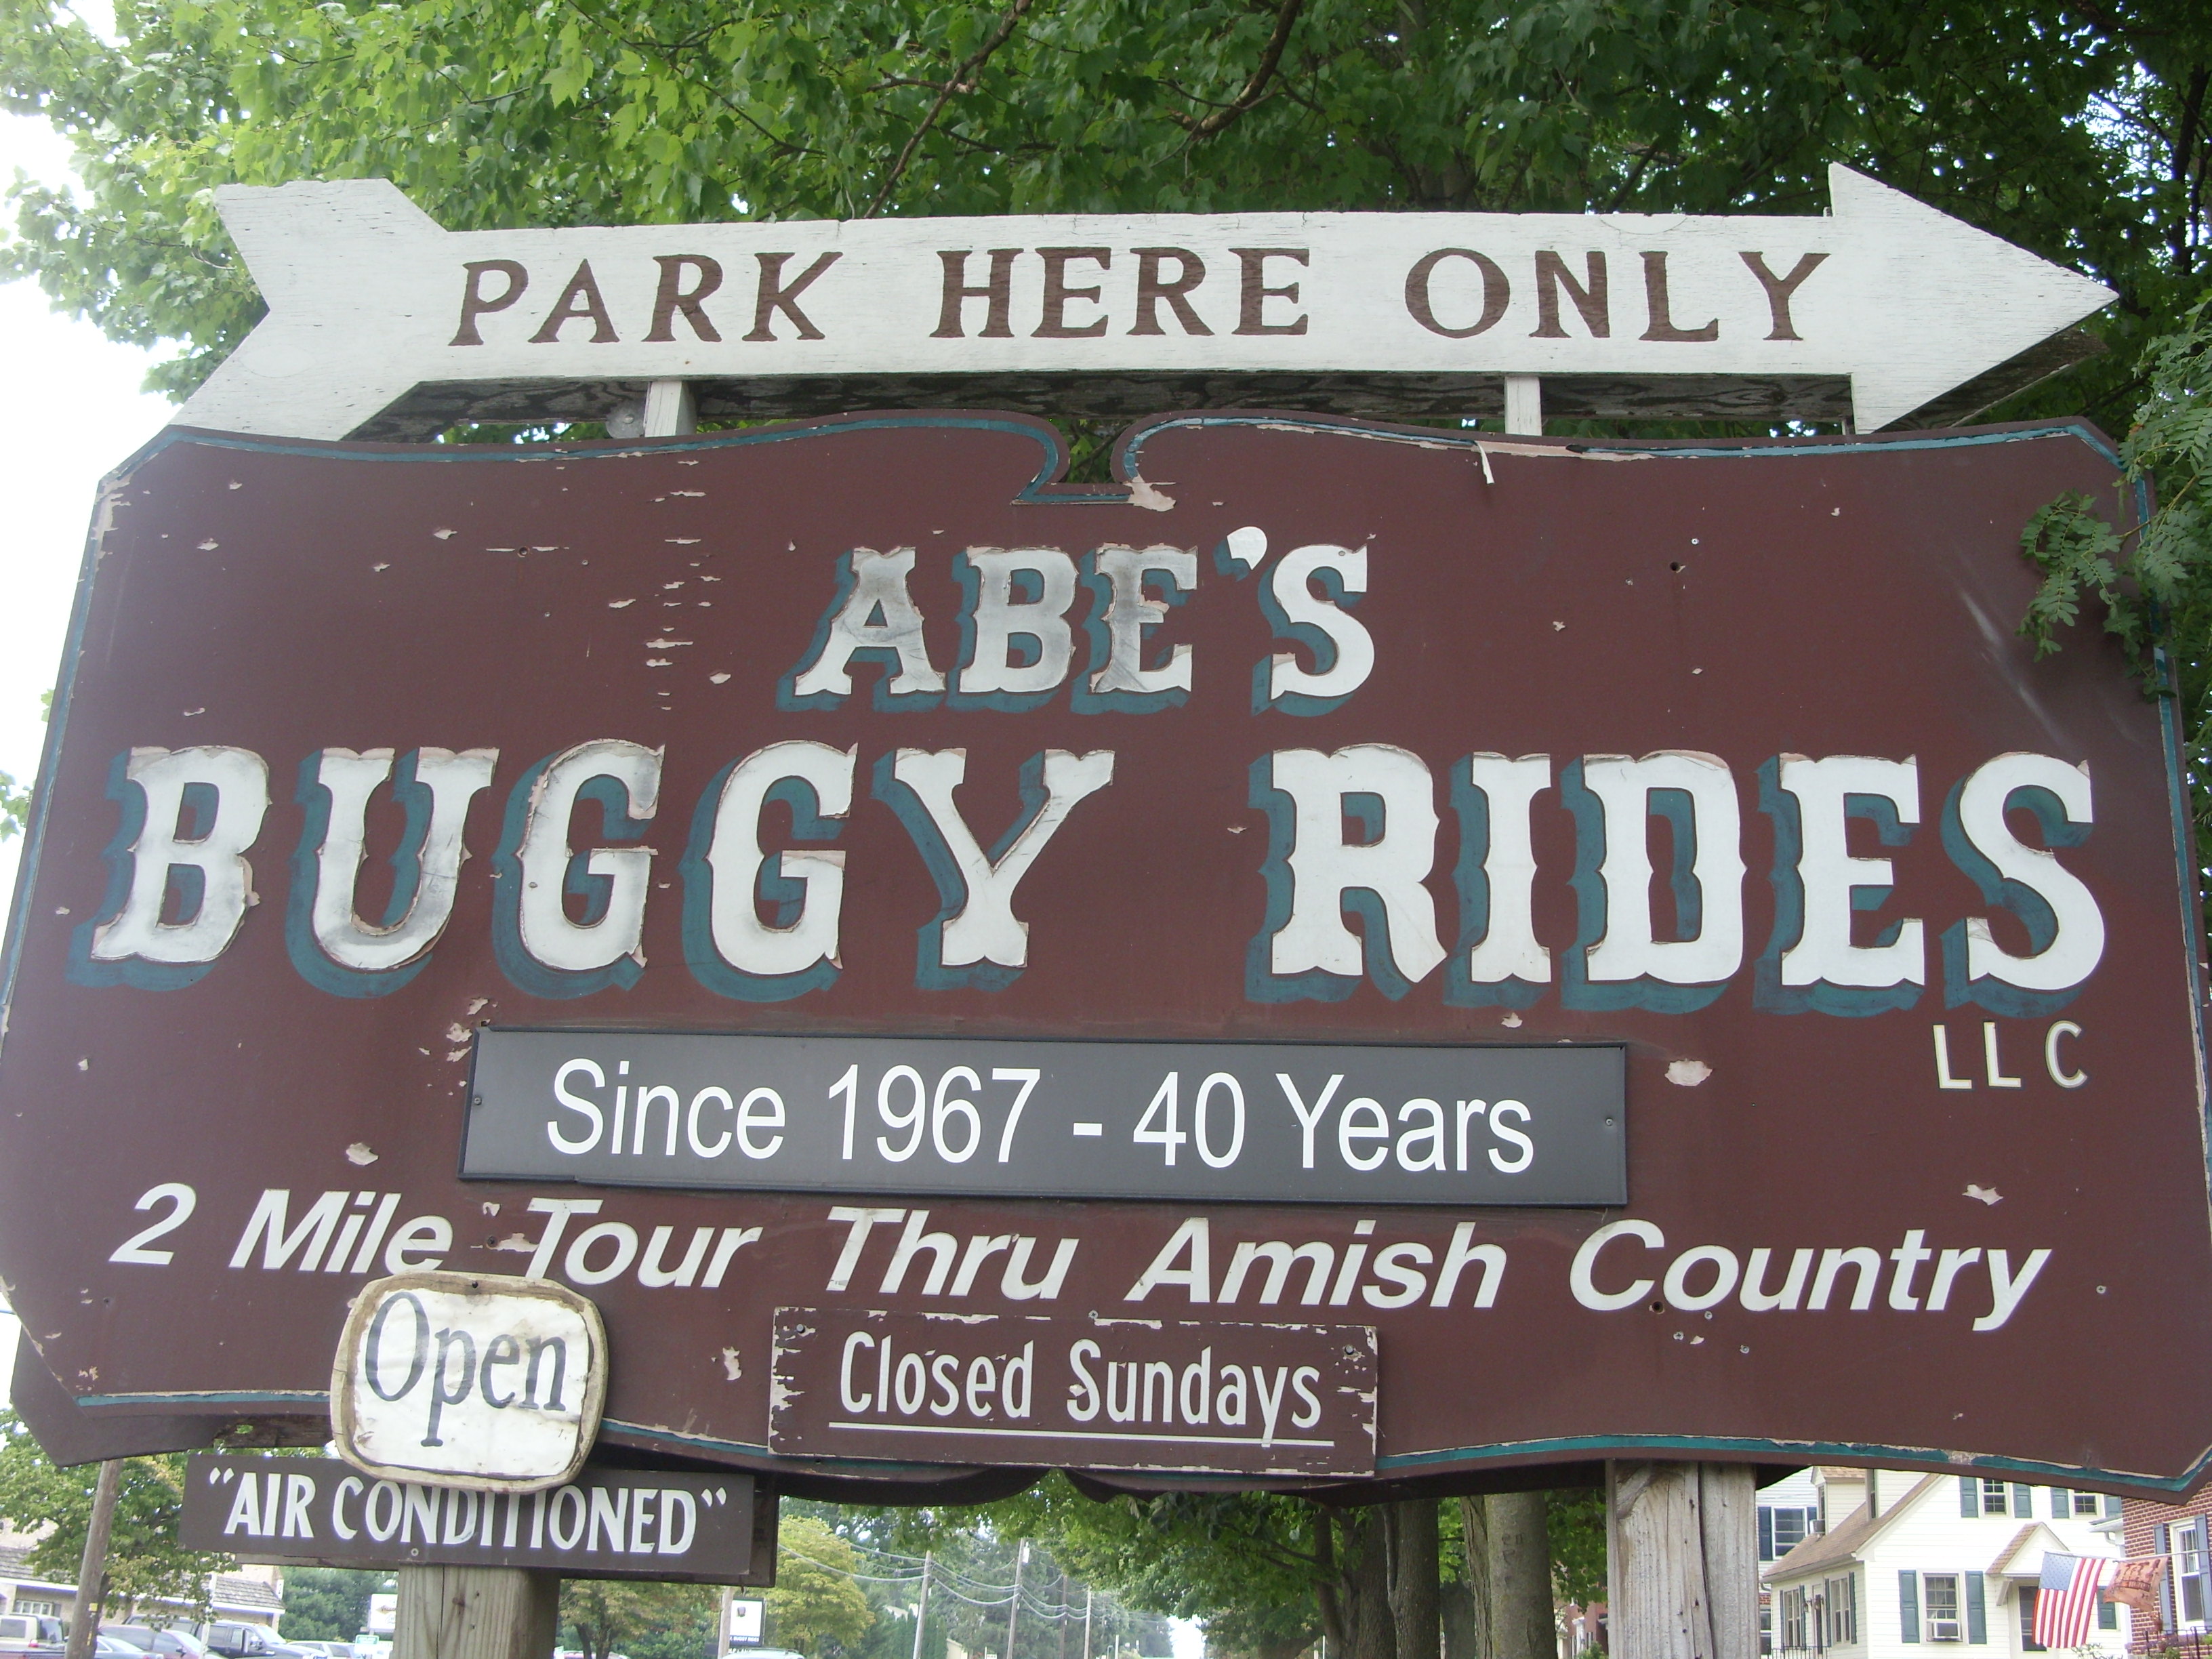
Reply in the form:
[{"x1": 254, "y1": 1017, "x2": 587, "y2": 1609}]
[{"x1": 463, "y1": 1029, "x2": 1625, "y2": 1206}]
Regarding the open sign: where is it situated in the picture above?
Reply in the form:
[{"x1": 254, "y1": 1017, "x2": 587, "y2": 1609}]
[{"x1": 332, "y1": 1271, "x2": 606, "y2": 1491}]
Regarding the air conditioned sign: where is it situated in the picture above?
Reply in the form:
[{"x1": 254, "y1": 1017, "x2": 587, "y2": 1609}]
[
  {"x1": 182, "y1": 1454, "x2": 769, "y2": 1583},
  {"x1": 0, "y1": 411, "x2": 2205, "y2": 1496}
]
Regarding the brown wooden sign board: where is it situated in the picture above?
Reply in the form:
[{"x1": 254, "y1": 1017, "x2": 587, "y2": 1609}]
[
  {"x1": 0, "y1": 412, "x2": 2204, "y2": 1498},
  {"x1": 769, "y1": 1309, "x2": 1377, "y2": 1477},
  {"x1": 180, "y1": 1454, "x2": 772, "y2": 1583}
]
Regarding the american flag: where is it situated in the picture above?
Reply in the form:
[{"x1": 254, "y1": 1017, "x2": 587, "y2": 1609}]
[{"x1": 2036, "y1": 1553, "x2": 2116, "y2": 1650}]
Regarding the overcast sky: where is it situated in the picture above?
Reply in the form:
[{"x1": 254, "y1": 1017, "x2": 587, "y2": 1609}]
[
  {"x1": 0, "y1": 101, "x2": 173, "y2": 1404},
  {"x1": 0, "y1": 110, "x2": 175, "y2": 964}
]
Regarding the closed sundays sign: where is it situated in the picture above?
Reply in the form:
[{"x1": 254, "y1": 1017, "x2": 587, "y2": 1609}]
[{"x1": 0, "y1": 408, "x2": 2205, "y2": 1495}]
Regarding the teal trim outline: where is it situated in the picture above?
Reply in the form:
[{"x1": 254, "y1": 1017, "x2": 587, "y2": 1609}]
[
  {"x1": 679, "y1": 762, "x2": 844, "y2": 1002},
  {"x1": 1443, "y1": 758, "x2": 1545, "y2": 1010},
  {"x1": 67, "y1": 752, "x2": 215, "y2": 991},
  {"x1": 1938, "y1": 779, "x2": 2090, "y2": 1017},
  {"x1": 60, "y1": 1392, "x2": 2212, "y2": 1497},
  {"x1": 1252, "y1": 556, "x2": 1364, "y2": 718},
  {"x1": 1558, "y1": 760, "x2": 1726, "y2": 1014},
  {"x1": 872, "y1": 748, "x2": 1046, "y2": 992},
  {"x1": 1753, "y1": 756, "x2": 1922, "y2": 1017},
  {"x1": 489, "y1": 752, "x2": 653, "y2": 1000},
  {"x1": 1072, "y1": 549, "x2": 1193, "y2": 716},
  {"x1": 285, "y1": 749, "x2": 441, "y2": 998},
  {"x1": 947, "y1": 551, "x2": 1067, "y2": 714}
]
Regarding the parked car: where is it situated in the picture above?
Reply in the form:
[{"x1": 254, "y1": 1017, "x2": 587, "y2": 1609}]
[
  {"x1": 104, "y1": 1627, "x2": 207, "y2": 1659},
  {"x1": 0, "y1": 1616, "x2": 65, "y2": 1655},
  {"x1": 94, "y1": 1637, "x2": 149, "y2": 1658},
  {"x1": 198, "y1": 1627, "x2": 283, "y2": 1659}
]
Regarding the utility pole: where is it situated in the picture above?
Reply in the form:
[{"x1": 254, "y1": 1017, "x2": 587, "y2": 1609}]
[
  {"x1": 912, "y1": 1554, "x2": 933, "y2": 1659},
  {"x1": 62, "y1": 1459, "x2": 121, "y2": 1659},
  {"x1": 1082, "y1": 1590, "x2": 1092, "y2": 1659},
  {"x1": 1006, "y1": 1542, "x2": 1028, "y2": 1659}
]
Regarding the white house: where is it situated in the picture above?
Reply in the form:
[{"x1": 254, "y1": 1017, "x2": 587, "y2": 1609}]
[{"x1": 1765, "y1": 1469, "x2": 2125, "y2": 1659}]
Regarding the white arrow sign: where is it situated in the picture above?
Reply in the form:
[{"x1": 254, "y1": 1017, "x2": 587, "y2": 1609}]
[{"x1": 181, "y1": 165, "x2": 2112, "y2": 441}]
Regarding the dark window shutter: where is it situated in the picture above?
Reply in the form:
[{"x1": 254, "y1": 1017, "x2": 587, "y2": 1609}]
[
  {"x1": 2100, "y1": 1596, "x2": 2118, "y2": 1631},
  {"x1": 2012, "y1": 1483, "x2": 2033, "y2": 1518},
  {"x1": 2105, "y1": 1493, "x2": 2123, "y2": 1520},
  {"x1": 1900, "y1": 1572, "x2": 1921, "y2": 1643},
  {"x1": 1967, "y1": 1572, "x2": 1988, "y2": 1644},
  {"x1": 2051, "y1": 1488, "x2": 2070, "y2": 1519},
  {"x1": 1759, "y1": 1508, "x2": 1774, "y2": 1561},
  {"x1": 1960, "y1": 1476, "x2": 1978, "y2": 1517},
  {"x1": 2160, "y1": 1525, "x2": 2176, "y2": 1628}
]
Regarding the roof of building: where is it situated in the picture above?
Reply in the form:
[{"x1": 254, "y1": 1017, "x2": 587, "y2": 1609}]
[
  {"x1": 0, "y1": 1544, "x2": 282, "y2": 1614},
  {"x1": 0, "y1": 1544, "x2": 76, "y2": 1593},
  {"x1": 1990, "y1": 1522, "x2": 2081, "y2": 1580},
  {"x1": 1765, "y1": 1475, "x2": 1942, "y2": 1583}
]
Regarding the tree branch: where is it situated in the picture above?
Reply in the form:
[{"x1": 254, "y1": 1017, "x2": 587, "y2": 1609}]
[
  {"x1": 864, "y1": 0, "x2": 1040, "y2": 218},
  {"x1": 1172, "y1": 0, "x2": 1303, "y2": 138}
]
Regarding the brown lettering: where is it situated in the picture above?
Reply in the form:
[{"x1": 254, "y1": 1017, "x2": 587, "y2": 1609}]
[
  {"x1": 1405, "y1": 249, "x2": 1510, "y2": 339},
  {"x1": 527, "y1": 260, "x2": 619, "y2": 344},
  {"x1": 1233, "y1": 249, "x2": 1309, "y2": 335},
  {"x1": 1130, "y1": 248, "x2": 1211, "y2": 336},
  {"x1": 745, "y1": 251, "x2": 842, "y2": 342},
  {"x1": 645, "y1": 255, "x2": 724, "y2": 343},
  {"x1": 451, "y1": 261, "x2": 529, "y2": 347},
  {"x1": 1035, "y1": 247, "x2": 1112, "y2": 338},
  {"x1": 1639, "y1": 251, "x2": 1718, "y2": 342},
  {"x1": 1740, "y1": 251, "x2": 1830, "y2": 342},
  {"x1": 1531, "y1": 251, "x2": 1607, "y2": 339},
  {"x1": 933, "y1": 249, "x2": 1021, "y2": 338}
]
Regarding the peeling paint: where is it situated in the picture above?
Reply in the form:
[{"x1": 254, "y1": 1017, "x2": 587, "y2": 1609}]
[
  {"x1": 1665, "y1": 1059, "x2": 1712, "y2": 1086},
  {"x1": 445, "y1": 1023, "x2": 471, "y2": 1044},
  {"x1": 344, "y1": 1142, "x2": 377, "y2": 1165},
  {"x1": 608, "y1": 598, "x2": 635, "y2": 608},
  {"x1": 480, "y1": 1202, "x2": 501, "y2": 1216},
  {"x1": 710, "y1": 674, "x2": 731, "y2": 684},
  {"x1": 491, "y1": 1232, "x2": 533, "y2": 1251},
  {"x1": 1125, "y1": 474, "x2": 1175, "y2": 512},
  {"x1": 197, "y1": 539, "x2": 219, "y2": 550},
  {"x1": 1965, "y1": 1184, "x2": 2003, "y2": 1204},
  {"x1": 432, "y1": 527, "x2": 455, "y2": 539},
  {"x1": 721, "y1": 1347, "x2": 743, "y2": 1381}
]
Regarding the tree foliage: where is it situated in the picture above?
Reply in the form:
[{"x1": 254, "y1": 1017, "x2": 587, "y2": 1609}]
[
  {"x1": 0, "y1": 1410, "x2": 230, "y2": 1620},
  {"x1": 769, "y1": 1515, "x2": 878, "y2": 1658},
  {"x1": 279, "y1": 1569, "x2": 386, "y2": 1645},
  {"x1": 560, "y1": 1578, "x2": 716, "y2": 1659}
]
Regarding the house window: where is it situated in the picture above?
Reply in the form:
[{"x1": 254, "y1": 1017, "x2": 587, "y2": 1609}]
[
  {"x1": 1761, "y1": 1601, "x2": 1774, "y2": 1656},
  {"x1": 1923, "y1": 1574, "x2": 1963, "y2": 1641},
  {"x1": 1981, "y1": 1479, "x2": 2010, "y2": 1516},
  {"x1": 1826, "y1": 1575, "x2": 1857, "y2": 1646},
  {"x1": 2072, "y1": 1492, "x2": 2101, "y2": 1517},
  {"x1": 1782, "y1": 1586, "x2": 1809, "y2": 1652},
  {"x1": 2100, "y1": 1597, "x2": 2118, "y2": 1631},
  {"x1": 16, "y1": 1603, "x2": 60, "y2": 1620},
  {"x1": 2184, "y1": 1522, "x2": 2209, "y2": 1626},
  {"x1": 1762, "y1": 1505, "x2": 1820, "y2": 1561},
  {"x1": 2021, "y1": 1589, "x2": 2047, "y2": 1652}
]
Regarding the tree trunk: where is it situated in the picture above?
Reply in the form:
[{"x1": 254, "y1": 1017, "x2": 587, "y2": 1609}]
[
  {"x1": 1487, "y1": 1492, "x2": 1556, "y2": 1659},
  {"x1": 1388, "y1": 1501, "x2": 1440, "y2": 1659},
  {"x1": 1349, "y1": 1510, "x2": 1397, "y2": 1659},
  {"x1": 1315, "y1": 1503, "x2": 1347, "y2": 1654},
  {"x1": 1445, "y1": 1496, "x2": 1490, "y2": 1659}
]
